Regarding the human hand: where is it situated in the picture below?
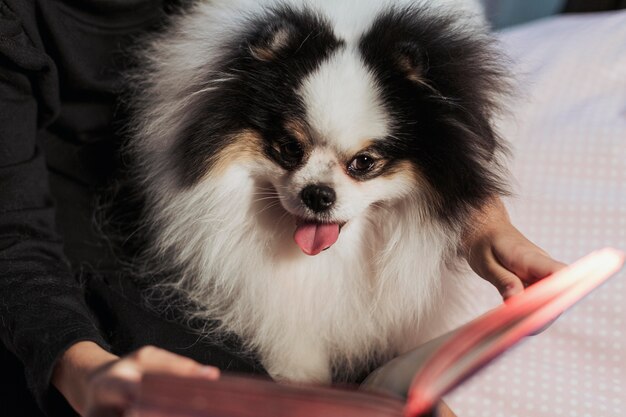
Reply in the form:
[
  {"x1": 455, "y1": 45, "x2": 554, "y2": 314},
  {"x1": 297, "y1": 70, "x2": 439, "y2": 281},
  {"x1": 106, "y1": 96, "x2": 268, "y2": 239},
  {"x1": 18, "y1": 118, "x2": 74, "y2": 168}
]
[
  {"x1": 52, "y1": 341, "x2": 220, "y2": 417},
  {"x1": 463, "y1": 198, "x2": 566, "y2": 299}
]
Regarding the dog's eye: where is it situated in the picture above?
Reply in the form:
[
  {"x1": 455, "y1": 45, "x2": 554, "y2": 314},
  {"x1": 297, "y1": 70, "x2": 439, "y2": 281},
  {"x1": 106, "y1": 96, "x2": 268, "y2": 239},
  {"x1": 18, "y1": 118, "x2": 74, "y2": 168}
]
[
  {"x1": 348, "y1": 155, "x2": 376, "y2": 174},
  {"x1": 279, "y1": 140, "x2": 304, "y2": 166}
]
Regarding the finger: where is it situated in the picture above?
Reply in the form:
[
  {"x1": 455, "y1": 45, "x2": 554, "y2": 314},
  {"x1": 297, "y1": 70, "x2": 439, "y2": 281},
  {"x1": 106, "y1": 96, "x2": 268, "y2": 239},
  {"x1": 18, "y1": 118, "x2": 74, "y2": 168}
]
[
  {"x1": 523, "y1": 252, "x2": 567, "y2": 284},
  {"x1": 494, "y1": 233, "x2": 567, "y2": 285},
  {"x1": 530, "y1": 317, "x2": 559, "y2": 336},
  {"x1": 85, "y1": 348, "x2": 221, "y2": 417},
  {"x1": 85, "y1": 363, "x2": 142, "y2": 417},
  {"x1": 481, "y1": 249, "x2": 525, "y2": 299},
  {"x1": 131, "y1": 346, "x2": 220, "y2": 379},
  {"x1": 85, "y1": 380, "x2": 135, "y2": 417}
]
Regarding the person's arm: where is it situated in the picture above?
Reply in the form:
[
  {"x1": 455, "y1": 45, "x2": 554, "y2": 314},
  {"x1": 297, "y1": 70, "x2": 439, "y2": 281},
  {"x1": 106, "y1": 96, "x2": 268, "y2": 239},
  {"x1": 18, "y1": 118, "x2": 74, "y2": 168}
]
[
  {"x1": 0, "y1": 0, "x2": 111, "y2": 410},
  {"x1": 0, "y1": 6, "x2": 224, "y2": 417},
  {"x1": 462, "y1": 197, "x2": 566, "y2": 299}
]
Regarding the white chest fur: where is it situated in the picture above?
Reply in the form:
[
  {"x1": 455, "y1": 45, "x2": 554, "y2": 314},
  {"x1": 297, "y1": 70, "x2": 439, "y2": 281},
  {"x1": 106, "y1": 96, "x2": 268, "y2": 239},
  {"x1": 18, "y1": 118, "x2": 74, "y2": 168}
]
[{"x1": 149, "y1": 167, "x2": 475, "y2": 382}]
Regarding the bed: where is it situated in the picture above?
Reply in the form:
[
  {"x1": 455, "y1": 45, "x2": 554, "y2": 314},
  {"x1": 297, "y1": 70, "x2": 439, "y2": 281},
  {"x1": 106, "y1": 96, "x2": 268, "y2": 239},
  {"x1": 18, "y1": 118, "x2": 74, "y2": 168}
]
[{"x1": 446, "y1": 10, "x2": 626, "y2": 417}]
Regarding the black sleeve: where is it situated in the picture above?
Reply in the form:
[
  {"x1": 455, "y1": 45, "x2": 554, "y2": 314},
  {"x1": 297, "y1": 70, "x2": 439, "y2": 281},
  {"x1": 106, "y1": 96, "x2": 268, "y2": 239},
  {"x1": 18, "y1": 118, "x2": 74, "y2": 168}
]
[{"x1": 0, "y1": 0, "x2": 108, "y2": 410}]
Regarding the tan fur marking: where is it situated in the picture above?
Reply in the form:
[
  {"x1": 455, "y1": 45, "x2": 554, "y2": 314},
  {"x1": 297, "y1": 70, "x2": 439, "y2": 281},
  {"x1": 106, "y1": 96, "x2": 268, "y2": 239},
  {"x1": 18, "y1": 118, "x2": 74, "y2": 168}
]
[
  {"x1": 397, "y1": 55, "x2": 443, "y2": 95},
  {"x1": 382, "y1": 160, "x2": 441, "y2": 209},
  {"x1": 209, "y1": 129, "x2": 264, "y2": 176},
  {"x1": 380, "y1": 160, "x2": 416, "y2": 178},
  {"x1": 250, "y1": 27, "x2": 292, "y2": 62},
  {"x1": 397, "y1": 54, "x2": 424, "y2": 84},
  {"x1": 356, "y1": 139, "x2": 377, "y2": 152},
  {"x1": 281, "y1": 118, "x2": 314, "y2": 163},
  {"x1": 390, "y1": 161, "x2": 442, "y2": 210},
  {"x1": 337, "y1": 139, "x2": 377, "y2": 162},
  {"x1": 284, "y1": 118, "x2": 313, "y2": 146}
]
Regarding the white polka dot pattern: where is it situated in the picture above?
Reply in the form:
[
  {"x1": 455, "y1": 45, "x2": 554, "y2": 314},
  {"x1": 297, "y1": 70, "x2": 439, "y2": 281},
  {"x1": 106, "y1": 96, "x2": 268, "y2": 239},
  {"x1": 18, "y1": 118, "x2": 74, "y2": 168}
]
[{"x1": 446, "y1": 11, "x2": 626, "y2": 417}]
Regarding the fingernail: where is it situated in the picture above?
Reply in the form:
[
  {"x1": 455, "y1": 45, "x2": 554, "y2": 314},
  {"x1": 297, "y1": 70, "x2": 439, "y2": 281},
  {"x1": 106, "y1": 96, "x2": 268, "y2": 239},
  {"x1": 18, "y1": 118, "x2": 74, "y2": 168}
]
[
  {"x1": 198, "y1": 366, "x2": 220, "y2": 379},
  {"x1": 502, "y1": 284, "x2": 519, "y2": 299}
]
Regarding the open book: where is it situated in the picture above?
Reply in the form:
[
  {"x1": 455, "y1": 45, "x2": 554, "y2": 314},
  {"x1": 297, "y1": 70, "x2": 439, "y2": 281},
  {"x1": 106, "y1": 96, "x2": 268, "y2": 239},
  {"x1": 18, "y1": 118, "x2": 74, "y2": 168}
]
[{"x1": 129, "y1": 248, "x2": 624, "y2": 417}]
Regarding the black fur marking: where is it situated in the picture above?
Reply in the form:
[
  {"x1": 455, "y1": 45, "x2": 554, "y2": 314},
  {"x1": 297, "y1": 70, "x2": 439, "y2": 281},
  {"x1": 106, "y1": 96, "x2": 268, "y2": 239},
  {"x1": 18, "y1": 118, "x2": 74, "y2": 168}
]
[
  {"x1": 359, "y1": 6, "x2": 510, "y2": 221},
  {"x1": 174, "y1": 6, "x2": 343, "y2": 186}
]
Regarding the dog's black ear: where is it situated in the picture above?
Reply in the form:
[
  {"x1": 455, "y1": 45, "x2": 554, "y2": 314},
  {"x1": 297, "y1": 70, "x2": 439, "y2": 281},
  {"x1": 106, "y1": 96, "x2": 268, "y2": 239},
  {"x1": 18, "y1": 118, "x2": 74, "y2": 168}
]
[
  {"x1": 247, "y1": 19, "x2": 298, "y2": 62},
  {"x1": 394, "y1": 41, "x2": 429, "y2": 84}
]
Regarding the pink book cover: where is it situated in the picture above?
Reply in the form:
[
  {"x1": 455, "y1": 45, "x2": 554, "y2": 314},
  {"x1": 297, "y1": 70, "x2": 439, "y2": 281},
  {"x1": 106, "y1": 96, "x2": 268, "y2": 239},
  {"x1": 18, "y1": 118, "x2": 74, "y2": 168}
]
[{"x1": 129, "y1": 248, "x2": 625, "y2": 417}]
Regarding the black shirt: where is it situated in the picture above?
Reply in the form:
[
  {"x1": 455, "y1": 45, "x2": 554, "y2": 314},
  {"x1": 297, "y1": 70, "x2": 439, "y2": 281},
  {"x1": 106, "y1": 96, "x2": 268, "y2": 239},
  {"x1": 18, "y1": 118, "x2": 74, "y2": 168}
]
[{"x1": 0, "y1": 1, "x2": 263, "y2": 415}]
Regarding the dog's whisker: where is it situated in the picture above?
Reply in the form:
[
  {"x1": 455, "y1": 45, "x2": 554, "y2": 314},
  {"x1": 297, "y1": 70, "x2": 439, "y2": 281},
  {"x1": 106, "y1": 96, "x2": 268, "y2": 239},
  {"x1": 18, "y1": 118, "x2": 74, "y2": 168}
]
[
  {"x1": 276, "y1": 211, "x2": 294, "y2": 227},
  {"x1": 252, "y1": 196, "x2": 280, "y2": 203},
  {"x1": 256, "y1": 202, "x2": 282, "y2": 216}
]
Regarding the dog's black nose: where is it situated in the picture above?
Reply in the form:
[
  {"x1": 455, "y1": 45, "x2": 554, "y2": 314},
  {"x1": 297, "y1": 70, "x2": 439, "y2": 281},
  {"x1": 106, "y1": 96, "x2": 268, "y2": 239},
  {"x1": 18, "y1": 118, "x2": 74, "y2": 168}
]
[{"x1": 301, "y1": 184, "x2": 336, "y2": 212}]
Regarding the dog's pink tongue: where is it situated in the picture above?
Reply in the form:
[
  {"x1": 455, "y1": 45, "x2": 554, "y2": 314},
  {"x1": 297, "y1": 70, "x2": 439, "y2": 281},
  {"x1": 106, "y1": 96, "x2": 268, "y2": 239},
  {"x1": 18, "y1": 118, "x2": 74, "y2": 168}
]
[{"x1": 294, "y1": 222, "x2": 340, "y2": 256}]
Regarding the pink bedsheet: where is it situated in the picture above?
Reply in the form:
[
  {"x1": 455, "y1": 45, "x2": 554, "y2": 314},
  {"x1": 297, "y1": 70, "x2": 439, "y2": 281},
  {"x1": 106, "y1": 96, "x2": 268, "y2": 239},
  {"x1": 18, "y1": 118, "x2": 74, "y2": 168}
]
[{"x1": 447, "y1": 11, "x2": 626, "y2": 417}]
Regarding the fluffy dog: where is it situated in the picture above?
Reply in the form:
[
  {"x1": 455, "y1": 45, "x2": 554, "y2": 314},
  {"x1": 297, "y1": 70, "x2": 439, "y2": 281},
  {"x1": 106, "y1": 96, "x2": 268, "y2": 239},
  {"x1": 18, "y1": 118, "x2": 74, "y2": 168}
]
[{"x1": 125, "y1": 0, "x2": 508, "y2": 383}]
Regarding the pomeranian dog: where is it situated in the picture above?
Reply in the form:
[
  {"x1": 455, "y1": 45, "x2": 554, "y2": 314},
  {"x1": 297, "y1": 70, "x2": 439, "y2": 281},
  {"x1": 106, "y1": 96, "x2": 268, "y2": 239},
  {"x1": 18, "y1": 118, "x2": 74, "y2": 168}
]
[{"x1": 125, "y1": 0, "x2": 508, "y2": 383}]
